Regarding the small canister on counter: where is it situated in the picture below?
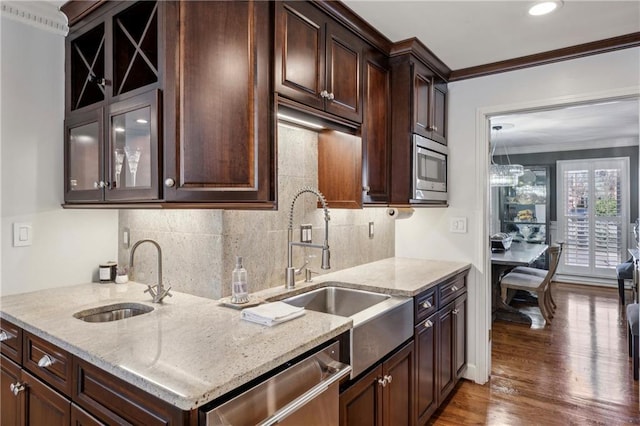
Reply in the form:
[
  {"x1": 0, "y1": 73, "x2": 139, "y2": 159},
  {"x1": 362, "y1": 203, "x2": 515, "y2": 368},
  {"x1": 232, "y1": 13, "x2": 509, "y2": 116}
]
[{"x1": 99, "y1": 262, "x2": 117, "y2": 282}]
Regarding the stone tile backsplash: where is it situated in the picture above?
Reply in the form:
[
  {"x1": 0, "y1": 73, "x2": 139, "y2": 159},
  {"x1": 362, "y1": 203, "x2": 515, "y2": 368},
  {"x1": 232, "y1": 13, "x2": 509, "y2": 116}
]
[{"x1": 119, "y1": 124, "x2": 395, "y2": 299}]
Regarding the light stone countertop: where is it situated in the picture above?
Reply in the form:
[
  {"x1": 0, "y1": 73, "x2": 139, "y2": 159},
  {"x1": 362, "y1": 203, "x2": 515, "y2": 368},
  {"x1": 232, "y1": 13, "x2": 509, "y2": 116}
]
[
  {"x1": 253, "y1": 257, "x2": 472, "y2": 302},
  {"x1": 0, "y1": 257, "x2": 471, "y2": 411},
  {"x1": 0, "y1": 282, "x2": 352, "y2": 410}
]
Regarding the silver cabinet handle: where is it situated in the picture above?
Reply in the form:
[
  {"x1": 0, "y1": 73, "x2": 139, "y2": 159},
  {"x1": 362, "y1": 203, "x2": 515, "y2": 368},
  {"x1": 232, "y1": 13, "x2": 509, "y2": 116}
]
[
  {"x1": 320, "y1": 90, "x2": 329, "y2": 99},
  {"x1": 378, "y1": 377, "x2": 387, "y2": 387},
  {"x1": 327, "y1": 92, "x2": 335, "y2": 100},
  {"x1": 10, "y1": 382, "x2": 25, "y2": 396},
  {"x1": 422, "y1": 301, "x2": 432, "y2": 309},
  {"x1": 453, "y1": 309, "x2": 459, "y2": 315},
  {"x1": 94, "y1": 180, "x2": 107, "y2": 189},
  {"x1": 38, "y1": 354, "x2": 54, "y2": 368},
  {"x1": 164, "y1": 178, "x2": 176, "y2": 188},
  {"x1": 424, "y1": 319, "x2": 433, "y2": 328},
  {"x1": 385, "y1": 374, "x2": 392, "y2": 384},
  {"x1": 363, "y1": 185, "x2": 370, "y2": 193},
  {"x1": 451, "y1": 285, "x2": 459, "y2": 292},
  {"x1": 0, "y1": 330, "x2": 15, "y2": 342}
]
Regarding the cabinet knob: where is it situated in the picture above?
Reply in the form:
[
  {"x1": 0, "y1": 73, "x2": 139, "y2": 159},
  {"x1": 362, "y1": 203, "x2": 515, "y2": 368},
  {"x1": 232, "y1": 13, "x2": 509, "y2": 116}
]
[
  {"x1": 422, "y1": 301, "x2": 432, "y2": 309},
  {"x1": 385, "y1": 374, "x2": 392, "y2": 384},
  {"x1": 89, "y1": 75, "x2": 108, "y2": 87},
  {"x1": 10, "y1": 382, "x2": 25, "y2": 396},
  {"x1": 424, "y1": 319, "x2": 433, "y2": 328},
  {"x1": 363, "y1": 185, "x2": 370, "y2": 193},
  {"x1": 94, "y1": 180, "x2": 107, "y2": 189},
  {"x1": 164, "y1": 178, "x2": 176, "y2": 188},
  {"x1": 452, "y1": 309, "x2": 459, "y2": 315},
  {"x1": 451, "y1": 285, "x2": 459, "y2": 292},
  {"x1": 37, "y1": 354, "x2": 54, "y2": 368},
  {"x1": 0, "y1": 330, "x2": 15, "y2": 342},
  {"x1": 377, "y1": 377, "x2": 387, "y2": 387},
  {"x1": 320, "y1": 90, "x2": 329, "y2": 99},
  {"x1": 327, "y1": 92, "x2": 335, "y2": 100}
]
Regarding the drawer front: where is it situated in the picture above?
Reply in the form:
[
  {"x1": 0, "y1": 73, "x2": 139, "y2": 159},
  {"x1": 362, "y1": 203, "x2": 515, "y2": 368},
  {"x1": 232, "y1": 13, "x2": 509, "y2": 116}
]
[
  {"x1": 23, "y1": 331, "x2": 72, "y2": 396},
  {"x1": 415, "y1": 287, "x2": 437, "y2": 324},
  {"x1": 438, "y1": 273, "x2": 467, "y2": 308},
  {"x1": 0, "y1": 319, "x2": 22, "y2": 364},
  {"x1": 73, "y1": 358, "x2": 186, "y2": 425}
]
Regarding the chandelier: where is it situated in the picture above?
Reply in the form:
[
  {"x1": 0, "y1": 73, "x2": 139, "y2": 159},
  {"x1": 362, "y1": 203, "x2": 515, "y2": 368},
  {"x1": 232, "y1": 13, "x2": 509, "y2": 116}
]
[{"x1": 490, "y1": 125, "x2": 523, "y2": 187}]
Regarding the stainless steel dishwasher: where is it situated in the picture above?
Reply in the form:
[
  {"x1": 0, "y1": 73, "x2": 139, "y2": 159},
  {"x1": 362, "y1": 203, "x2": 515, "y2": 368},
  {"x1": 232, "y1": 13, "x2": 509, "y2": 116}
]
[{"x1": 203, "y1": 341, "x2": 351, "y2": 426}]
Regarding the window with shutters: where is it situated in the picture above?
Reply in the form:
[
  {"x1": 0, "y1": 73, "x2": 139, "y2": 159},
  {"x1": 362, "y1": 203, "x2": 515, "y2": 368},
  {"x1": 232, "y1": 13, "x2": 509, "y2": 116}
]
[{"x1": 557, "y1": 158, "x2": 629, "y2": 279}]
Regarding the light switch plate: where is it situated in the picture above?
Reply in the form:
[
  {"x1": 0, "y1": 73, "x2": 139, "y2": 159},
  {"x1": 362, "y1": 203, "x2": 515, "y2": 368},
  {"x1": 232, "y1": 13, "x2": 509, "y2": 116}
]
[
  {"x1": 449, "y1": 217, "x2": 467, "y2": 233},
  {"x1": 13, "y1": 222, "x2": 33, "y2": 247}
]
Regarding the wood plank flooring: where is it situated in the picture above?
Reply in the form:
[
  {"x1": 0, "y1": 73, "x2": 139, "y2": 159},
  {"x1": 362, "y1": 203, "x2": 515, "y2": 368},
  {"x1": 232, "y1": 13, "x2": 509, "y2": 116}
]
[{"x1": 430, "y1": 283, "x2": 640, "y2": 425}]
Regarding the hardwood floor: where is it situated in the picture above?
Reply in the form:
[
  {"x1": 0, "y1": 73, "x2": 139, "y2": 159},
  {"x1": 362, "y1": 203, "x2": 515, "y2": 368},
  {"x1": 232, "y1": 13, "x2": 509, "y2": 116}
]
[{"x1": 430, "y1": 283, "x2": 640, "y2": 425}]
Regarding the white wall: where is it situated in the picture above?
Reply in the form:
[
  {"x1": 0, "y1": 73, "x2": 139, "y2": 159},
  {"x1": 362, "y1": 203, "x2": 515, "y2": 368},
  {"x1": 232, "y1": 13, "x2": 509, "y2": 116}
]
[
  {"x1": 1, "y1": 17, "x2": 118, "y2": 296},
  {"x1": 395, "y1": 47, "x2": 640, "y2": 384}
]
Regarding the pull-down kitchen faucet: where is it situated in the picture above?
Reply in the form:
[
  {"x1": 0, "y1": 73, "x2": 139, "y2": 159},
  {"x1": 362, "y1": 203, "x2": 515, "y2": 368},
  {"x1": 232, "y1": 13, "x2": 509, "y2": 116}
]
[
  {"x1": 285, "y1": 187, "x2": 331, "y2": 289},
  {"x1": 129, "y1": 239, "x2": 172, "y2": 303}
]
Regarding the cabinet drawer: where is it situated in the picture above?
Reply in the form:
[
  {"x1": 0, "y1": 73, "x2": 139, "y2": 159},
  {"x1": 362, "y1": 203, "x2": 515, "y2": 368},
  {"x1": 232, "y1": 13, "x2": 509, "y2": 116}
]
[
  {"x1": 438, "y1": 273, "x2": 467, "y2": 308},
  {"x1": 0, "y1": 318, "x2": 22, "y2": 364},
  {"x1": 73, "y1": 358, "x2": 187, "y2": 425},
  {"x1": 23, "y1": 332, "x2": 72, "y2": 396},
  {"x1": 414, "y1": 287, "x2": 437, "y2": 324}
]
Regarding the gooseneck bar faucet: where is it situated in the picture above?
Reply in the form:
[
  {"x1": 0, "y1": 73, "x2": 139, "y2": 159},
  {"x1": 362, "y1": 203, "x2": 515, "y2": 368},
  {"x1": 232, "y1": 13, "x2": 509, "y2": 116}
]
[
  {"x1": 129, "y1": 239, "x2": 173, "y2": 303},
  {"x1": 286, "y1": 187, "x2": 331, "y2": 289}
]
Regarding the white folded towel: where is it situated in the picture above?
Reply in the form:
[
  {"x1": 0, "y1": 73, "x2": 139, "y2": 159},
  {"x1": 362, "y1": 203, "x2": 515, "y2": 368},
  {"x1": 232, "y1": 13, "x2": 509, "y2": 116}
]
[{"x1": 241, "y1": 301, "x2": 305, "y2": 326}]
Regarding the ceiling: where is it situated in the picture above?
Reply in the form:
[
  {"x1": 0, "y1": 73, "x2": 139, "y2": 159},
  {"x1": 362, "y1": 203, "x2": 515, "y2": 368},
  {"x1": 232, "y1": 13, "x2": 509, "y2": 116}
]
[
  {"x1": 343, "y1": 0, "x2": 640, "y2": 152},
  {"x1": 342, "y1": 0, "x2": 640, "y2": 71}
]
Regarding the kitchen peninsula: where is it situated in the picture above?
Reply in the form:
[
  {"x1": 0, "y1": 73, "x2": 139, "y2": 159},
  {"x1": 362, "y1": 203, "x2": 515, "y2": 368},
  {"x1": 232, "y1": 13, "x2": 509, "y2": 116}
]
[{"x1": 1, "y1": 257, "x2": 470, "y2": 424}]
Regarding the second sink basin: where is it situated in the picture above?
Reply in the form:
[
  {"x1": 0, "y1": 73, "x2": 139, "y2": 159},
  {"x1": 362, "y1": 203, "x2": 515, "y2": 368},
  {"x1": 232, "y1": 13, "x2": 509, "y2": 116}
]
[
  {"x1": 280, "y1": 285, "x2": 413, "y2": 379},
  {"x1": 281, "y1": 286, "x2": 391, "y2": 317},
  {"x1": 73, "y1": 303, "x2": 154, "y2": 323}
]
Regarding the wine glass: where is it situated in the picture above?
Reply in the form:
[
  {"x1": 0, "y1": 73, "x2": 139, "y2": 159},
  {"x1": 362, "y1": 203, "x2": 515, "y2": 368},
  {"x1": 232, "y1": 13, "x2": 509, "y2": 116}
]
[
  {"x1": 113, "y1": 148, "x2": 124, "y2": 188},
  {"x1": 124, "y1": 146, "x2": 141, "y2": 187}
]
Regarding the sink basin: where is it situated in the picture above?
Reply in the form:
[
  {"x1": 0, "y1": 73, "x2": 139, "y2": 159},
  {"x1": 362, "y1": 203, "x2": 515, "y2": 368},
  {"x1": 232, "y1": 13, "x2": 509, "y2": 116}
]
[
  {"x1": 281, "y1": 286, "x2": 391, "y2": 317},
  {"x1": 73, "y1": 303, "x2": 153, "y2": 323},
  {"x1": 279, "y1": 285, "x2": 412, "y2": 378}
]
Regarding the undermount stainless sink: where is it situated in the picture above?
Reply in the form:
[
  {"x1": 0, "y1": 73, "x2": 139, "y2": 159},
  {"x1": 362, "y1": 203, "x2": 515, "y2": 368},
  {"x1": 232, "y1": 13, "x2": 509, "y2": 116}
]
[
  {"x1": 73, "y1": 303, "x2": 154, "y2": 323},
  {"x1": 279, "y1": 285, "x2": 413, "y2": 378}
]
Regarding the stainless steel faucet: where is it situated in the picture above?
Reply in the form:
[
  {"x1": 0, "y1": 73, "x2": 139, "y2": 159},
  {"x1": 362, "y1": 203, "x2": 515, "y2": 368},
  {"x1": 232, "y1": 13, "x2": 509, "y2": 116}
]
[
  {"x1": 129, "y1": 239, "x2": 172, "y2": 303},
  {"x1": 286, "y1": 187, "x2": 330, "y2": 289}
]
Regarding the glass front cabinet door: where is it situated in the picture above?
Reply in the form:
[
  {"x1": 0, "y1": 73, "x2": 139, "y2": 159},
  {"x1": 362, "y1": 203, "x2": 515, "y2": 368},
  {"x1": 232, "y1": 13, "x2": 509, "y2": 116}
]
[{"x1": 64, "y1": 90, "x2": 159, "y2": 203}]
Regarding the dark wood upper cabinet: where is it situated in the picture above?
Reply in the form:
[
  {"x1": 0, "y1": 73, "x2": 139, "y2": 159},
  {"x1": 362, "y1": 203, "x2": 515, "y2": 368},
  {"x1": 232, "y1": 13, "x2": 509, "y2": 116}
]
[
  {"x1": 276, "y1": 1, "x2": 364, "y2": 123},
  {"x1": 362, "y1": 48, "x2": 390, "y2": 204},
  {"x1": 65, "y1": 1, "x2": 160, "y2": 115},
  {"x1": 411, "y1": 60, "x2": 447, "y2": 145},
  {"x1": 318, "y1": 130, "x2": 363, "y2": 209},
  {"x1": 163, "y1": 1, "x2": 275, "y2": 205}
]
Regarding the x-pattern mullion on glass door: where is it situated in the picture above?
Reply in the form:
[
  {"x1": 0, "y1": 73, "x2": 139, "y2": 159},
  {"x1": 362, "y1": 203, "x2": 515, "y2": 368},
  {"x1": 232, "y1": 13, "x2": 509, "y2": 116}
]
[
  {"x1": 115, "y1": 3, "x2": 158, "y2": 96},
  {"x1": 74, "y1": 35, "x2": 106, "y2": 109}
]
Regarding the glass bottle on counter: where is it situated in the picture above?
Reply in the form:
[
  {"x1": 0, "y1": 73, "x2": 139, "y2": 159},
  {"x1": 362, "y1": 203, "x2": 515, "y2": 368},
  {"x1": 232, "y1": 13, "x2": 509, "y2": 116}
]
[{"x1": 231, "y1": 256, "x2": 249, "y2": 304}]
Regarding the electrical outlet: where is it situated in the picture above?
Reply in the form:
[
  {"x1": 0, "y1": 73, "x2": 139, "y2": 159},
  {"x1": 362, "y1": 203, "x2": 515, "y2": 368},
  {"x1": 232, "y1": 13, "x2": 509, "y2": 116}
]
[
  {"x1": 13, "y1": 222, "x2": 33, "y2": 247},
  {"x1": 123, "y1": 227, "x2": 130, "y2": 248},
  {"x1": 369, "y1": 222, "x2": 374, "y2": 239},
  {"x1": 300, "y1": 224, "x2": 312, "y2": 243}
]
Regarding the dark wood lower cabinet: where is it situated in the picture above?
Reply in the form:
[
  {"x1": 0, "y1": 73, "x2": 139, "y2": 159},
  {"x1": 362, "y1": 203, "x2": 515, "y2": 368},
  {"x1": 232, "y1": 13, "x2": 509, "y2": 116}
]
[
  {"x1": 1, "y1": 355, "x2": 71, "y2": 426},
  {"x1": 339, "y1": 341, "x2": 413, "y2": 426},
  {"x1": 71, "y1": 404, "x2": 104, "y2": 426},
  {"x1": 415, "y1": 312, "x2": 437, "y2": 424}
]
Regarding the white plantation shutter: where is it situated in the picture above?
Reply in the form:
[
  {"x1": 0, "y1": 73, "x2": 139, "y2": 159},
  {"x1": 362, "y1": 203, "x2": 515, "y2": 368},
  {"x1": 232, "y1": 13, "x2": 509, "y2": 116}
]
[{"x1": 557, "y1": 158, "x2": 629, "y2": 279}]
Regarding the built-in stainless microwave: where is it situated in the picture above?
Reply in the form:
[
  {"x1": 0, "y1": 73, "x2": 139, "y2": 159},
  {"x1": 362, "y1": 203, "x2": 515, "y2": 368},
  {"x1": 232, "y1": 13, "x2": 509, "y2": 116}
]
[{"x1": 413, "y1": 134, "x2": 448, "y2": 202}]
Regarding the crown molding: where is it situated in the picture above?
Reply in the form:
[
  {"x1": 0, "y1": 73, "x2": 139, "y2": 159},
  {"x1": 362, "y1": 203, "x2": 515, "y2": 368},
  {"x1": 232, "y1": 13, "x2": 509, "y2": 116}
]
[{"x1": 1, "y1": 1, "x2": 68, "y2": 36}]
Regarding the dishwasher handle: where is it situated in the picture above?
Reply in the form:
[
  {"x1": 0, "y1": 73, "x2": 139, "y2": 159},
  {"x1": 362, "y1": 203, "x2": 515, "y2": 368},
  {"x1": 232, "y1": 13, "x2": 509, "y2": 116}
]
[{"x1": 257, "y1": 361, "x2": 352, "y2": 426}]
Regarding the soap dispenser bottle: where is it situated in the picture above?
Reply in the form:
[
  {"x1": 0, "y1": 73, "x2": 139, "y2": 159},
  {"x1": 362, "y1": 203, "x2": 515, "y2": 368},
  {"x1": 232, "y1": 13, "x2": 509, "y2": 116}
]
[{"x1": 231, "y1": 256, "x2": 249, "y2": 304}]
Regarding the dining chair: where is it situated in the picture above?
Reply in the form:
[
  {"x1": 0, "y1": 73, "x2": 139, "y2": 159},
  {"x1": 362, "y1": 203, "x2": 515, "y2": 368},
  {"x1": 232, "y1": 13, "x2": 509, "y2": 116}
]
[
  {"x1": 511, "y1": 242, "x2": 563, "y2": 310},
  {"x1": 500, "y1": 245, "x2": 562, "y2": 324}
]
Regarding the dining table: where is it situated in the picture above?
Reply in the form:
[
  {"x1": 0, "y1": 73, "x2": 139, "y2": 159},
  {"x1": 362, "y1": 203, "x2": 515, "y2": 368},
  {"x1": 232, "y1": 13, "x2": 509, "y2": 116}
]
[{"x1": 491, "y1": 241, "x2": 549, "y2": 324}]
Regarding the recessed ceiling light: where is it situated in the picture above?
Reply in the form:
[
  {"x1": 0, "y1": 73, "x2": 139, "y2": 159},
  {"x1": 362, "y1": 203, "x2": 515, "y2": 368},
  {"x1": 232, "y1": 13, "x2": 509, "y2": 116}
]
[
  {"x1": 114, "y1": 127, "x2": 125, "y2": 133},
  {"x1": 528, "y1": 1, "x2": 562, "y2": 16},
  {"x1": 136, "y1": 119, "x2": 148, "y2": 124}
]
